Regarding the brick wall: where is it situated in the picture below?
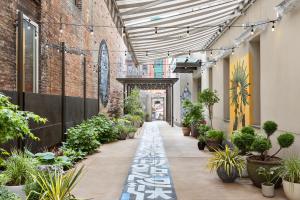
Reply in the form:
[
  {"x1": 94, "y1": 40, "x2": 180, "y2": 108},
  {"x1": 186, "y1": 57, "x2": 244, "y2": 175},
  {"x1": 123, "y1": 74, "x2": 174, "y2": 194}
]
[{"x1": 0, "y1": 0, "x2": 127, "y2": 111}]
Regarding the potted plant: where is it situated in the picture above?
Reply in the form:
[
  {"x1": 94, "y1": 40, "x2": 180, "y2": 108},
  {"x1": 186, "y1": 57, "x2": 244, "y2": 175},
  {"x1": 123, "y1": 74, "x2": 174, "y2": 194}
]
[
  {"x1": 128, "y1": 126, "x2": 137, "y2": 139},
  {"x1": 247, "y1": 121, "x2": 295, "y2": 188},
  {"x1": 0, "y1": 150, "x2": 38, "y2": 199},
  {"x1": 198, "y1": 89, "x2": 220, "y2": 128},
  {"x1": 208, "y1": 145, "x2": 245, "y2": 183},
  {"x1": 197, "y1": 135, "x2": 206, "y2": 150},
  {"x1": 277, "y1": 157, "x2": 300, "y2": 200},
  {"x1": 181, "y1": 115, "x2": 191, "y2": 136},
  {"x1": 257, "y1": 167, "x2": 280, "y2": 198},
  {"x1": 231, "y1": 126, "x2": 256, "y2": 177},
  {"x1": 205, "y1": 130, "x2": 224, "y2": 152},
  {"x1": 188, "y1": 103, "x2": 204, "y2": 138},
  {"x1": 197, "y1": 124, "x2": 211, "y2": 151}
]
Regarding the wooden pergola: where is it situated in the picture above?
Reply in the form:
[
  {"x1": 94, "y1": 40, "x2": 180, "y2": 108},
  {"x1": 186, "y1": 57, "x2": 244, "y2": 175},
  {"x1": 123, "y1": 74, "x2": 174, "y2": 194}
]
[{"x1": 117, "y1": 77, "x2": 178, "y2": 126}]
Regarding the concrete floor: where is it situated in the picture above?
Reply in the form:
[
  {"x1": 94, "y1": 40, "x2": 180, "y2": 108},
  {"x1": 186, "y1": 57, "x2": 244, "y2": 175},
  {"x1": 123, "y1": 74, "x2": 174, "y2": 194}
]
[{"x1": 73, "y1": 122, "x2": 287, "y2": 200}]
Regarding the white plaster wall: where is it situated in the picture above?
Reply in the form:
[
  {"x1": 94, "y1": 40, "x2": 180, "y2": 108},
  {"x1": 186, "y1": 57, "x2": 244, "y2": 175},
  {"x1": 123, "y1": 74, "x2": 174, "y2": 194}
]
[{"x1": 208, "y1": 0, "x2": 300, "y2": 156}]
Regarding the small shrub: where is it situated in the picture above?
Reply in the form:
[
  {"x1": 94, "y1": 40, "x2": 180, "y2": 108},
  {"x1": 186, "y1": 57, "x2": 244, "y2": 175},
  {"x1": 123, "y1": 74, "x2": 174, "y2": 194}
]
[
  {"x1": 63, "y1": 123, "x2": 100, "y2": 155},
  {"x1": 206, "y1": 130, "x2": 224, "y2": 141},
  {"x1": 241, "y1": 126, "x2": 255, "y2": 135},
  {"x1": 277, "y1": 133, "x2": 295, "y2": 148},
  {"x1": 251, "y1": 136, "x2": 272, "y2": 157},
  {"x1": 0, "y1": 186, "x2": 21, "y2": 200},
  {"x1": 232, "y1": 131, "x2": 255, "y2": 155},
  {"x1": 263, "y1": 121, "x2": 278, "y2": 136}
]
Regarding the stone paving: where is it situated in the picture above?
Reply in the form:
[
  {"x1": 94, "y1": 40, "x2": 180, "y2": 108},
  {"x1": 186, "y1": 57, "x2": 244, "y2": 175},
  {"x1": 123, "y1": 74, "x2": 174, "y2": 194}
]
[{"x1": 120, "y1": 123, "x2": 177, "y2": 200}]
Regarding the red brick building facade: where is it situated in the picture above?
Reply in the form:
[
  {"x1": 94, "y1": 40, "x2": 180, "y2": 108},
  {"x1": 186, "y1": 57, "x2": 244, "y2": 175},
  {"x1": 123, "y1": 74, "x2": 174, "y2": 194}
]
[{"x1": 0, "y1": 0, "x2": 129, "y2": 151}]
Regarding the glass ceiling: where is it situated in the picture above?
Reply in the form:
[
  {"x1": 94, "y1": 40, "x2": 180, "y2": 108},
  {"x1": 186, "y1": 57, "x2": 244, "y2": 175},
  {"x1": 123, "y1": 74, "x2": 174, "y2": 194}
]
[{"x1": 115, "y1": 0, "x2": 253, "y2": 64}]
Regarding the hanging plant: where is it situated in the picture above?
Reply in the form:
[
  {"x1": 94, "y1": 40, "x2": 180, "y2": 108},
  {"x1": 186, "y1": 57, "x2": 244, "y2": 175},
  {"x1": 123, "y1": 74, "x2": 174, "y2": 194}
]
[{"x1": 230, "y1": 61, "x2": 250, "y2": 131}]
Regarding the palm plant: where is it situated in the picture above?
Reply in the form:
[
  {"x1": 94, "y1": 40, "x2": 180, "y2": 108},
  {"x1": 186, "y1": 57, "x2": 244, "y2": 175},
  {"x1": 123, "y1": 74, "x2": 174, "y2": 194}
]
[
  {"x1": 29, "y1": 166, "x2": 83, "y2": 200},
  {"x1": 230, "y1": 61, "x2": 250, "y2": 130}
]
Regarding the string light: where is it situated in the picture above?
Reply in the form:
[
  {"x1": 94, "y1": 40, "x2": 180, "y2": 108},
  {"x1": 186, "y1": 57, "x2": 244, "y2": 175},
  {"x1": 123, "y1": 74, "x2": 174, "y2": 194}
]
[
  {"x1": 59, "y1": 17, "x2": 63, "y2": 33},
  {"x1": 146, "y1": 51, "x2": 148, "y2": 56},
  {"x1": 251, "y1": 25, "x2": 254, "y2": 35},
  {"x1": 90, "y1": 26, "x2": 94, "y2": 35},
  {"x1": 27, "y1": 19, "x2": 31, "y2": 30},
  {"x1": 187, "y1": 26, "x2": 190, "y2": 35},
  {"x1": 125, "y1": 51, "x2": 127, "y2": 56},
  {"x1": 188, "y1": 50, "x2": 191, "y2": 57},
  {"x1": 272, "y1": 21, "x2": 275, "y2": 32},
  {"x1": 155, "y1": 27, "x2": 158, "y2": 34},
  {"x1": 123, "y1": 26, "x2": 126, "y2": 34},
  {"x1": 218, "y1": 26, "x2": 222, "y2": 33},
  {"x1": 167, "y1": 51, "x2": 170, "y2": 57},
  {"x1": 231, "y1": 48, "x2": 235, "y2": 55},
  {"x1": 210, "y1": 51, "x2": 213, "y2": 56}
]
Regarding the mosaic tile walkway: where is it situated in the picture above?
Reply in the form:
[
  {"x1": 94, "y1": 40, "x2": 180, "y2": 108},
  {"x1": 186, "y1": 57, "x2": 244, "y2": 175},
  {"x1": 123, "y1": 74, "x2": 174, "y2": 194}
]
[{"x1": 120, "y1": 123, "x2": 177, "y2": 200}]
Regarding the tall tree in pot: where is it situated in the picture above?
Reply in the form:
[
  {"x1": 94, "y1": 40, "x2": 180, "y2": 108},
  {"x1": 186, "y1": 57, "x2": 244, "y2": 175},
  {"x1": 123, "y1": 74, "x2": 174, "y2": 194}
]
[{"x1": 198, "y1": 89, "x2": 219, "y2": 128}]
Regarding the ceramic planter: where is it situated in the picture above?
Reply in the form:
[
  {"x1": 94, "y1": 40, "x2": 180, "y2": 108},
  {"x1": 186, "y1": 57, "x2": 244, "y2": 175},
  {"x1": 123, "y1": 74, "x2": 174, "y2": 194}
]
[
  {"x1": 182, "y1": 127, "x2": 191, "y2": 136},
  {"x1": 191, "y1": 124, "x2": 199, "y2": 138},
  {"x1": 216, "y1": 166, "x2": 239, "y2": 183},
  {"x1": 246, "y1": 155, "x2": 282, "y2": 188},
  {"x1": 118, "y1": 132, "x2": 127, "y2": 140},
  {"x1": 283, "y1": 180, "x2": 300, "y2": 200},
  {"x1": 261, "y1": 183, "x2": 275, "y2": 198},
  {"x1": 128, "y1": 132, "x2": 135, "y2": 139},
  {"x1": 197, "y1": 141, "x2": 206, "y2": 150},
  {"x1": 206, "y1": 139, "x2": 222, "y2": 152},
  {"x1": 5, "y1": 185, "x2": 26, "y2": 199}
]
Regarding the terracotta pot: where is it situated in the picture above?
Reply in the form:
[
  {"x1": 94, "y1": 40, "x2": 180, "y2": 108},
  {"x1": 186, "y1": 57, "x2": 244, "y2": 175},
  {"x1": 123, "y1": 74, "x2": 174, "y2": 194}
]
[
  {"x1": 217, "y1": 166, "x2": 239, "y2": 183},
  {"x1": 197, "y1": 141, "x2": 206, "y2": 150},
  {"x1": 182, "y1": 127, "x2": 191, "y2": 136},
  {"x1": 283, "y1": 180, "x2": 300, "y2": 200},
  {"x1": 261, "y1": 183, "x2": 275, "y2": 198},
  {"x1": 206, "y1": 139, "x2": 222, "y2": 152},
  {"x1": 5, "y1": 185, "x2": 26, "y2": 199},
  {"x1": 247, "y1": 155, "x2": 282, "y2": 188}
]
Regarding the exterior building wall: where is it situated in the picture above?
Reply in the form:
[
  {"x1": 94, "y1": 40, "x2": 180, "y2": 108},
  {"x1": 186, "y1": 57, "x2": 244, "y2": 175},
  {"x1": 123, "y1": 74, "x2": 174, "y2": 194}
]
[
  {"x1": 0, "y1": 0, "x2": 127, "y2": 106},
  {"x1": 204, "y1": 0, "x2": 300, "y2": 155}
]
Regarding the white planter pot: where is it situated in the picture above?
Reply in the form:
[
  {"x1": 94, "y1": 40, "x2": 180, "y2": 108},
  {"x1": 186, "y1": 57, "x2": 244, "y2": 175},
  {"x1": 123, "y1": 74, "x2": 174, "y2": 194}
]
[
  {"x1": 241, "y1": 156, "x2": 248, "y2": 178},
  {"x1": 283, "y1": 180, "x2": 300, "y2": 200},
  {"x1": 261, "y1": 183, "x2": 275, "y2": 198},
  {"x1": 5, "y1": 185, "x2": 26, "y2": 200}
]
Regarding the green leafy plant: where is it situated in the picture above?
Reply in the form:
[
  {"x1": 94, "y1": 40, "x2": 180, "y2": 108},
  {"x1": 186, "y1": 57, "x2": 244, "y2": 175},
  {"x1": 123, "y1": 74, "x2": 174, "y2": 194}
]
[
  {"x1": 61, "y1": 148, "x2": 86, "y2": 164},
  {"x1": 208, "y1": 145, "x2": 245, "y2": 176},
  {"x1": 0, "y1": 93, "x2": 47, "y2": 144},
  {"x1": 277, "y1": 157, "x2": 300, "y2": 184},
  {"x1": 87, "y1": 114, "x2": 116, "y2": 143},
  {"x1": 257, "y1": 167, "x2": 280, "y2": 186},
  {"x1": 241, "y1": 126, "x2": 255, "y2": 135},
  {"x1": 124, "y1": 88, "x2": 144, "y2": 119},
  {"x1": 197, "y1": 124, "x2": 211, "y2": 135},
  {"x1": 206, "y1": 130, "x2": 224, "y2": 141},
  {"x1": 29, "y1": 166, "x2": 83, "y2": 200},
  {"x1": 0, "y1": 186, "x2": 21, "y2": 200},
  {"x1": 182, "y1": 99, "x2": 204, "y2": 127},
  {"x1": 198, "y1": 89, "x2": 219, "y2": 128},
  {"x1": 251, "y1": 136, "x2": 272, "y2": 160},
  {"x1": 0, "y1": 150, "x2": 38, "y2": 186},
  {"x1": 63, "y1": 123, "x2": 100, "y2": 155},
  {"x1": 230, "y1": 62, "x2": 250, "y2": 130}
]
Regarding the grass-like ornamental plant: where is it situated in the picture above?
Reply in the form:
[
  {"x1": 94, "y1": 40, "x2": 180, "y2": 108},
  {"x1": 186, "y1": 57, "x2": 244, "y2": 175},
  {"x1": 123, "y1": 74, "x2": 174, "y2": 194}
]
[
  {"x1": 29, "y1": 166, "x2": 83, "y2": 200},
  {"x1": 0, "y1": 150, "x2": 38, "y2": 186},
  {"x1": 208, "y1": 145, "x2": 245, "y2": 177},
  {"x1": 206, "y1": 130, "x2": 224, "y2": 141},
  {"x1": 278, "y1": 157, "x2": 300, "y2": 184}
]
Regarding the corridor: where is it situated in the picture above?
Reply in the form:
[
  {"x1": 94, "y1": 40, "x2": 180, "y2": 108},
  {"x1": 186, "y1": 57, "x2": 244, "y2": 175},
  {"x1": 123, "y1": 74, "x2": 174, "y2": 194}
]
[{"x1": 74, "y1": 122, "x2": 286, "y2": 200}]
